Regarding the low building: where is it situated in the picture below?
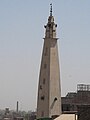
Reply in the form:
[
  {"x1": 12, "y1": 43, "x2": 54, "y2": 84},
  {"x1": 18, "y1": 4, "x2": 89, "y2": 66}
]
[
  {"x1": 55, "y1": 113, "x2": 77, "y2": 120},
  {"x1": 62, "y1": 84, "x2": 90, "y2": 112}
]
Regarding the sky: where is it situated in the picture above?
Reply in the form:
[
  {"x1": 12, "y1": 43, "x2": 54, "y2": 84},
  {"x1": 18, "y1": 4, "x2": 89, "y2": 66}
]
[{"x1": 0, "y1": 0, "x2": 90, "y2": 111}]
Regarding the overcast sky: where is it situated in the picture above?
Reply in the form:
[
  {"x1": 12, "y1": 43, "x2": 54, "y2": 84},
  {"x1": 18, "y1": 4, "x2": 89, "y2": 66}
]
[{"x1": 0, "y1": 0, "x2": 90, "y2": 111}]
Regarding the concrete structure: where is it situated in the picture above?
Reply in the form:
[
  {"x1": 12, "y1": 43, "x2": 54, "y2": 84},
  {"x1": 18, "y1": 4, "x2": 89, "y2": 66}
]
[
  {"x1": 37, "y1": 4, "x2": 61, "y2": 119},
  {"x1": 55, "y1": 114, "x2": 77, "y2": 120}
]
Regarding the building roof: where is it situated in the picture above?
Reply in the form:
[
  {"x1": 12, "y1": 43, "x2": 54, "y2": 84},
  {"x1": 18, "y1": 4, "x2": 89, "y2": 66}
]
[{"x1": 55, "y1": 114, "x2": 77, "y2": 120}]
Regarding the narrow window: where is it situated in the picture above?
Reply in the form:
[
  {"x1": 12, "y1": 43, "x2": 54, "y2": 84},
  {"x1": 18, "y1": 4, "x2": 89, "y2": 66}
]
[
  {"x1": 44, "y1": 64, "x2": 47, "y2": 69},
  {"x1": 43, "y1": 78, "x2": 45, "y2": 84},
  {"x1": 41, "y1": 95, "x2": 45, "y2": 100},
  {"x1": 44, "y1": 47, "x2": 48, "y2": 56},
  {"x1": 40, "y1": 85, "x2": 42, "y2": 89}
]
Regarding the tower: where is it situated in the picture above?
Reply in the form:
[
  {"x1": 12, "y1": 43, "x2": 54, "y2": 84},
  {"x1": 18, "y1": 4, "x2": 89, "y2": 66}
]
[
  {"x1": 37, "y1": 4, "x2": 61, "y2": 119},
  {"x1": 16, "y1": 101, "x2": 19, "y2": 113}
]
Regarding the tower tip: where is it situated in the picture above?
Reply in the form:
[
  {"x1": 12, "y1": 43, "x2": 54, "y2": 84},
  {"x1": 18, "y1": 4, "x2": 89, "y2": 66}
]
[{"x1": 50, "y1": 3, "x2": 52, "y2": 16}]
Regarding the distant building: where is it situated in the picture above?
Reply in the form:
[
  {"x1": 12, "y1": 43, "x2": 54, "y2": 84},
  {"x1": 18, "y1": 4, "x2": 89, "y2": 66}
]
[
  {"x1": 2, "y1": 108, "x2": 24, "y2": 120},
  {"x1": 62, "y1": 84, "x2": 90, "y2": 112}
]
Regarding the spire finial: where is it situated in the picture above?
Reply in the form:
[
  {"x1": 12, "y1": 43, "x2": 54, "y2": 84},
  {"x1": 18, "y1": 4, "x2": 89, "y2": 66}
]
[{"x1": 50, "y1": 3, "x2": 52, "y2": 16}]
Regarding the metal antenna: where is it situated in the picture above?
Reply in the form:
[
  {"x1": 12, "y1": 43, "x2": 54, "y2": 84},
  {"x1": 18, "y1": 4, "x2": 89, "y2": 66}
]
[{"x1": 50, "y1": 3, "x2": 52, "y2": 16}]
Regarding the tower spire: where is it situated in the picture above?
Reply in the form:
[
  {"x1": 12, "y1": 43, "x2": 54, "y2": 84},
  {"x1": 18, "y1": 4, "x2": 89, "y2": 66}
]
[
  {"x1": 50, "y1": 3, "x2": 52, "y2": 16},
  {"x1": 37, "y1": 5, "x2": 61, "y2": 119}
]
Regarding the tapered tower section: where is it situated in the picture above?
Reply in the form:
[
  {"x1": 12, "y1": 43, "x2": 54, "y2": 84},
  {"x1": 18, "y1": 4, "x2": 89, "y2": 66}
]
[{"x1": 37, "y1": 4, "x2": 61, "y2": 119}]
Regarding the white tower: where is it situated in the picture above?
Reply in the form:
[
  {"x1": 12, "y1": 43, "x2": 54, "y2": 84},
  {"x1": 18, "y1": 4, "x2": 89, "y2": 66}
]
[{"x1": 37, "y1": 4, "x2": 61, "y2": 119}]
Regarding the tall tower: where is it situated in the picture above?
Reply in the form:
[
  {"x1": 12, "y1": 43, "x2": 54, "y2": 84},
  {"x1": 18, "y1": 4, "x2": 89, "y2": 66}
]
[{"x1": 37, "y1": 4, "x2": 61, "y2": 119}]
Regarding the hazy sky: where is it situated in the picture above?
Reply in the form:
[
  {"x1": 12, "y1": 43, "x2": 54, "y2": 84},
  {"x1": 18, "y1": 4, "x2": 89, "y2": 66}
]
[{"x1": 0, "y1": 0, "x2": 90, "y2": 111}]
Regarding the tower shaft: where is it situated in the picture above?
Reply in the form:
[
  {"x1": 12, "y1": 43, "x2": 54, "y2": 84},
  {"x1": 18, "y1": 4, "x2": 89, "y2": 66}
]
[{"x1": 37, "y1": 8, "x2": 61, "y2": 119}]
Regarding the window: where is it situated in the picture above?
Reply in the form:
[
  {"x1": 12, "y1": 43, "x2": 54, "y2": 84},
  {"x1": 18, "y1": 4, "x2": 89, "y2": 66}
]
[
  {"x1": 40, "y1": 85, "x2": 42, "y2": 89},
  {"x1": 43, "y1": 78, "x2": 45, "y2": 84},
  {"x1": 44, "y1": 47, "x2": 48, "y2": 56},
  {"x1": 44, "y1": 64, "x2": 47, "y2": 69},
  {"x1": 48, "y1": 24, "x2": 51, "y2": 27},
  {"x1": 41, "y1": 95, "x2": 45, "y2": 100}
]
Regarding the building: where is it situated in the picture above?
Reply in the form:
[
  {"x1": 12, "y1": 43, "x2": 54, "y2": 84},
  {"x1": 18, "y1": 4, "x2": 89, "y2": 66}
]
[
  {"x1": 37, "y1": 4, "x2": 61, "y2": 119},
  {"x1": 54, "y1": 84, "x2": 90, "y2": 120},
  {"x1": 77, "y1": 105, "x2": 90, "y2": 120},
  {"x1": 55, "y1": 114, "x2": 77, "y2": 120},
  {"x1": 62, "y1": 84, "x2": 90, "y2": 112}
]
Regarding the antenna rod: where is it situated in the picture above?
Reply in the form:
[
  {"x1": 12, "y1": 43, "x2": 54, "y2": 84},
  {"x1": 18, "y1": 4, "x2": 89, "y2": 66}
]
[{"x1": 50, "y1": 3, "x2": 52, "y2": 16}]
